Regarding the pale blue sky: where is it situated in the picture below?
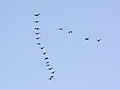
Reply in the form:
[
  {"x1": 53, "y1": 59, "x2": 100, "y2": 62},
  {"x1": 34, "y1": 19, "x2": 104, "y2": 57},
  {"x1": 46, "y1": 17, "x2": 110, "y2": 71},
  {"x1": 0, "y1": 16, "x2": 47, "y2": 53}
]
[{"x1": 0, "y1": 0, "x2": 120, "y2": 90}]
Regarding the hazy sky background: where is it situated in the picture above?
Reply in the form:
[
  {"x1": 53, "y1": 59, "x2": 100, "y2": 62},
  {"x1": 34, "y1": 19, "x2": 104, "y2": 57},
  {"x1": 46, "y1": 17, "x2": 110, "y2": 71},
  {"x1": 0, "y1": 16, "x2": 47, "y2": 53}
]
[{"x1": 0, "y1": 0, "x2": 120, "y2": 90}]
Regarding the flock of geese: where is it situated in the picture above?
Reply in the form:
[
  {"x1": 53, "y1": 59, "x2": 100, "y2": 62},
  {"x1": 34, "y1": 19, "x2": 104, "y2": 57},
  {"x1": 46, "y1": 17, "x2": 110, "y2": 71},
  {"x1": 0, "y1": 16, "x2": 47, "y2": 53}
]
[
  {"x1": 33, "y1": 13, "x2": 102, "y2": 81},
  {"x1": 58, "y1": 27, "x2": 102, "y2": 42},
  {"x1": 33, "y1": 13, "x2": 55, "y2": 81}
]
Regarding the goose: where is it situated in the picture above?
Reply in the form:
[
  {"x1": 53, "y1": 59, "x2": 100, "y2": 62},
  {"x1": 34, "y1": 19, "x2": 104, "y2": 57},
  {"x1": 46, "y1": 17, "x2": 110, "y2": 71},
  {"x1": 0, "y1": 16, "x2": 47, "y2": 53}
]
[
  {"x1": 37, "y1": 43, "x2": 40, "y2": 45},
  {"x1": 48, "y1": 67, "x2": 53, "y2": 70},
  {"x1": 51, "y1": 71, "x2": 55, "y2": 74},
  {"x1": 46, "y1": 64, "x2": 50, "y2": 67},
  {"x1": 40, "y1": 47, "x2": 44, "y2": 49},
  {"x1": 85, "y1": 37, "x2": 89, "y2": 40},
  {"x1": 48, "y1": 76, "x2": 54, "y2": 80},
  {"x1": 58, "y1": 28, "x2": 63, "y2": 30},
  {"x1": 44, "y1": 57, "x2": 48, "y2": 60},
  {"x1": 68, "y1": 30, "x2": 72, "y2": 34},
  {"x1": 36, "y1": 37, "x2": 40, "y2": 40},
  {"x1": 33, "y1": 13, "x2": 40, "y2": 16},
  {"x1": 34, "y1": 20, "x2": 39, "y2": 23},
  {"x1": 34, "y1": 28, "x2": 39, "y2": 30},
  {"x1": 43, "y1": 52, "x2": 47, "y2": 55},
  {"x1": 46, "y1": 61, "x2": 49, "y2": 64},
  {"x1": 35, "y1": 32, "x2": 40, "y2": 35},
  {"x1": 97, "y1": 39, "x2": 102, "y2": 42}
]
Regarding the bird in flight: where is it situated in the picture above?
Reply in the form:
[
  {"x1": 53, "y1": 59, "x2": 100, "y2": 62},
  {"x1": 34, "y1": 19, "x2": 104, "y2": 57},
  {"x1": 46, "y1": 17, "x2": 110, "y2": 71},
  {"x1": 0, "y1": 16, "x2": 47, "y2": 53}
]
[
  {"x1": 51, "y1": 71, "x2": 55, "y2": 74},
  {"x1": 68, "y1": 30, "x2": 72, "y2": 34},
  {"x1": 97, "y1": 39, "x2": 102, "y2": 42},
  {"x1": 58, "y1": 28, "x2": 63, "y2": 31},
  {"x1": 34, "y1": 20, "x2": 39, "y2": 23},
  {"x1": 37, "y1": 43, "x2": 41, "y2": 45},
  {"x1": 46, "y1": 64, "x2": 50, "y2": 67},
  {"x1": 40, "y1": 47, "x2": 44, "y2": 49},
  {"x1": 35, "y1": 32, "x2": 40, "y2": 35},
  {"x1": 46, "y1": 61, "x2": 49, "y2": 64},
  {"x1": 43, "y1": 52, "x2": 47, "y2": 55},
  {"x1": 36, "y1": 37, "x2": 40, "y2": 40},
  {"x1": 48, "y1": 67, "x2": 53, "y2": 70},
  {"x1": 33, "y1": 13, "x2": 40, "y2": 16},
  {"x1": 44, "y1": 57, "x2": 48, "y2": 60},
  {"x1": 85, "y1": 37, "x2": 89, "y2": 40},
  {"x1": 48, "y1": 75, "x2": 54, "y2": 80},
  {"x1": 34, "y1": 28, "x2": 39, "y2": 30}
]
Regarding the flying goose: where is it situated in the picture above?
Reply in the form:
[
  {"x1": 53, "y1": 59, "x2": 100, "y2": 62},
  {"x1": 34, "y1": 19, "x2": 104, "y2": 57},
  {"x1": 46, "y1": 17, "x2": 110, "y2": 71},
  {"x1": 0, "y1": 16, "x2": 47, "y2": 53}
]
[
  {"x1": 44, "y1": 57, "x2": 48, "y2": 60},
  {"x1": 36, "y1": 37, "x2": 40, "y2": 40},
  {"x1": 85, "y1": 37, "x2": 89, "y2": 40},
  {"x1": 46, "y1": 64, "x2": 50, "y2": 67},
  {"x1": 68, "y1": 30, "x2": 72, "y2": 34},
  {"x1": 34, "y1": 20, "x2": 39, "y2": 23},
  {"x1": 48, "y1": 76, "x2": 54, "y2": 80},
  {"x1": 43, "y1": 52, "x2": 47, "y2": 55},
  {"x1": 35, "y1": 32, "x2": 40, "y2": 35},
  {"x1": 46, "y1": 61, "x2": 49, "y2": 64},
  {"x1": 34, "y1": 28, "x2": 39, "y2": 30},
  {"x1": 33, "y1": 13, "x2": 40, "y2": 16},
  {"x1": 48, "y1": 67, "x2": 53, "y2": 70},
  {"x1": 51, "y1": 71, "x2": 55, "y2": 74},
  {"x1": 58, "y1": 28, "x2": 63, "y2": 30},
  {"x1": 97, "y1": 39, "x2": 102, "y2": 42},
  {"x1": 40, "y1": 47, "x2": 44, "y2": 49},
  {"x1": 37, "y1": 43, "x2": 40, "y2": 45}
]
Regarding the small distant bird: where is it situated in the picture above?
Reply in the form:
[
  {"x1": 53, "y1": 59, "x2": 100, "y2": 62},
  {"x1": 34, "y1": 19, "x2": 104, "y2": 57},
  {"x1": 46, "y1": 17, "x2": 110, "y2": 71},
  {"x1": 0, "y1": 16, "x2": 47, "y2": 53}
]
[
  {"x1": 37, "y1": 43, "x2": 41, "y2": 45},
  {"x1": 33, "y1": 13, "x2": 40, "y2": 16},
  {"x1": 37, "y1": 43, "x2": 40, "y2": 45},
  {"x1": 34, "y1": 28, "x2": 39, "y2": 30},
  {"x1": 58, "y1": 28, "x2": 63, "y2": 31},
  {"x1": 48, "y1": 67, "x2": 53, "y2": 70},
  {"x1": 35, "y1": 32, "x2": 40, "y2": 35},
  {"x1": 85, "y1": 37, "x2": 89, "y2": 40},
  {"x1": 44, "y1": 57, "x2": 48, "y2": 60},
  {"x1": 46, "y1": 61, "x2": 49, "y2": 64},
  {"x1": 97, "y1": 39, "x2": 102, "y2": 42},
  {"x1": 43, "y1": 52, "x2": 47, "y2": 55},
  {"x1": 34, "y1": 20, "x2": 39, "y2": 23},
  {"x1": 48, "y1": 76, "x2": 54, "y2": 80},
  {"x1": 49, "y1": 77, "x2": 52, "y2": 80},
  {"x1": 46, "y1": 64, "x2": 50, "y2": 67},
  {"x1": 68, "y1": 30, "x2": 72, "y2": 34},
  {"x1": 51, "y1": 71, "x2": 55, "y2": 74},
  {"x1": 36, "y1": 37, "x2": 40, "y2": 40},
  {"x1": 40, "y1": 47, "x2": 44, "y2": 49}
]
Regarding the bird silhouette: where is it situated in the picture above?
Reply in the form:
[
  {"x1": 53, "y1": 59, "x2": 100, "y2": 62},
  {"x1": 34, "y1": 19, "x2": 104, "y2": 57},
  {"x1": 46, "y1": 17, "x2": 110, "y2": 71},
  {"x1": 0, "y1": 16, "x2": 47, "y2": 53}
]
[
  {"x1": 85, "y1": 37, "x2": 89, "y2": 40},
  {"x1": 36, "y1": 37, "x2": 40, "y2": 40},
  {"x1": 48, "y1": 76, "x2": 54, "y2": 80},
  {"x1": 51, "y1": 71, "x2": 55, "y2": 74},
  {"x1": 37, "y1": 43, "x2": 41, "y2": 45},
  {"x1": 33, "y1": 13, "x2": 40, "y2": 16},
  {"x1": 34, "y1": 20, "x2": 39, "y2": 23},
  {"x1": 35, "y1": 32, "x2": 40, "y2": 35},
  {"x1": 40, "y1": 47, "x2": 44, "y2": 49},
  {"x1": 44, "y1": 57, "x2": 48, "y2": 60},
  {"x1": 97, "y1": 39, "x2": 102, "y2": 42},
  {"x1": 58, "y1": 28, "x2": 63, "y2": 30},
  {"x1": 34, "y1": 28, "x2": 39, "y2": 30},
  {"x1": 46, "y1": 64, "x2": 50, "y2": 67},
  {"x1": 48, "y1": 67, "x2": 53, "y2": 70},
  {"x1": 46, "y1": 61, "x2": 49, "y2": 64},
  {"x1": 68, "y1": 30, "x2": 72, "y2": 34},
  {"x1": 43, "y1": 52, "x2": 47, "y2": 55}
]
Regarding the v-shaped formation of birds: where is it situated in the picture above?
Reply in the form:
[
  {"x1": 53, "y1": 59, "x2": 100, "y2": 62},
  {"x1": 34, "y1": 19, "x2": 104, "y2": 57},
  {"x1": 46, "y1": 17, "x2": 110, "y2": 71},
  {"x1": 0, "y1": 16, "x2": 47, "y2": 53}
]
[
  {"x1": 33, "y1": 13, "x2": 55, "y2": 81},
  {"x1": 33, "y1": 13, "x2": 102, "y2": 81}
]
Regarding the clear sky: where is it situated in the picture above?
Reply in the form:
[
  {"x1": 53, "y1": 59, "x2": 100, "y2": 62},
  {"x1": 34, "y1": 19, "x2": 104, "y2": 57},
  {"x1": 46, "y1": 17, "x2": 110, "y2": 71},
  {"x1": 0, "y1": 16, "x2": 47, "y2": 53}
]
[{"x1": 0, "y1": 0, "x2": 120, "y2": 90}]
